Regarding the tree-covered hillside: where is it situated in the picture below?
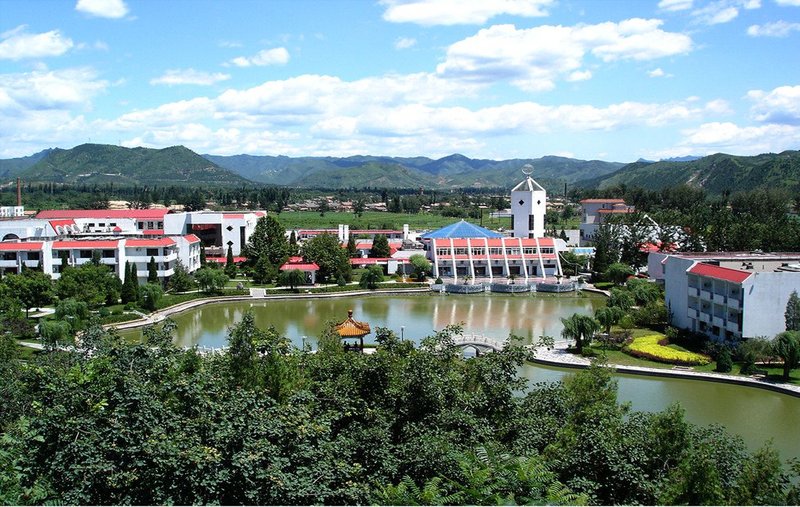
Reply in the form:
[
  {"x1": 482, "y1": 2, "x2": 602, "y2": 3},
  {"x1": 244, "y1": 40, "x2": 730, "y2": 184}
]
[
  {"x1": 16, "y1": 144, "x2": 248, "y2": 186},
  {"x1": 581, "y1": 151, "x2": 800, "y2": 194}
]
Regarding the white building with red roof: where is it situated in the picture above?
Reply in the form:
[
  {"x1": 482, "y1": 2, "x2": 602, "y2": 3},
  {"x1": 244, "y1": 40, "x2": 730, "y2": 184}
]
[
  {"x1": 0, "y1": 235, "x2": 201, "y2": 284},
  {"x1": 654, "y1": 251, "x2": 800, "y2": 340},
  {"x1": 579, "y1": 198, "x2": 635, "y2": 244},
  {"x1": 163, "y1": 210, "x2": 265, "y2": 257}
]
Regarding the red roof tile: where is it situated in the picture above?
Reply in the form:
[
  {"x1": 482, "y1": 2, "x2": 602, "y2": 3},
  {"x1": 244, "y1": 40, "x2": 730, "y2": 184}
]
[
  {"x1": 183, "y1": 234, "x2": 201, "y2": 243},
  {"x1": 688, "y1": 263, "x2": 752, "y2": 284},
  {"x1": 580, "y1": 198, "x2": 626, "y2": 204},
  {"x1": 126, "y1": 237, "x2": 176, "y2": 247},
  {"x1": 36, "y1": 209, "x2": 169, "y2": 220},
  {"x1": 0, "y1": 242, "x2": 43, "y2": 251},
  {"x1": 53, "y1": 240, "x2": 120, "y2": 249}
]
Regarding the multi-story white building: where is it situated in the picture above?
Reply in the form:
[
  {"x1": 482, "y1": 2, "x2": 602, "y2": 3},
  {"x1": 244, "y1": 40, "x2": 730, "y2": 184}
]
[
  {"x1": 422, "y1": 170, "x2": 564, "y2": 282},
  {"x1": 163, "y1": 211, "x2": 264, "y2": 257},
  {"x1": 579, "y1": 198, "x2": 635, "y2": 244},
  {"x1": 0, "y1": 235, "x2": 201, "y2": 284},
  {"x1": 651, "y1": 251, "x2": 800, "y2": 340}
]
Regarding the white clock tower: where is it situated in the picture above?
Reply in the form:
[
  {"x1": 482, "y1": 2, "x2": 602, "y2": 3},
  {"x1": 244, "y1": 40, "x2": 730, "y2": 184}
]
[{"x1": 511, "y1": 164, "x2": 547, "y2": 238}]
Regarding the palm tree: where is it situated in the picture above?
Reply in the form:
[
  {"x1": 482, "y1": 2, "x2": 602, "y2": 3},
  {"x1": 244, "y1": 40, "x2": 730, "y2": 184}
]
[{"x1": 773, "y1": 331, "x2": 800, "y2": 381}]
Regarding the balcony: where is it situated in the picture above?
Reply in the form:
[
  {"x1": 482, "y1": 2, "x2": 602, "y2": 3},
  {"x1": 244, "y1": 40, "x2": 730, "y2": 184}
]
[
  {"x1": 727, "y1": 298, "x2": 740, "y2": 310},
  {"x1": 726, "y1": 321, "x2": 739, "y2": 332},
  {"x1": 713, "y1": 316, "x2": 725, "y2": 328},
  {"x1": 688, "y1": 308, "x2": 698, "y2": 319},
  {"x1": 700, "y1": 289, "x2": 713, "y2": 300},
  {"x1": 698, "y1": 312, "x2": 711, "y2": 324},
  {"x1": 713, "y1": 293, "x2": 726, "y2": 305},
  {"x1": 688, "y1": 286, "x2": 700, "y2": 297}
]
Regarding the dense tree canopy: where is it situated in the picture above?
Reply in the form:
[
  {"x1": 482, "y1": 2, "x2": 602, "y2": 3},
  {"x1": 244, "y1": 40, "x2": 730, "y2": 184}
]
[
  {"x1": 301, "y1": 233, "x2": 351, "y2": 283},
  {"x1": 0, "y1": 317, "x2": 795, "y2": 505}
]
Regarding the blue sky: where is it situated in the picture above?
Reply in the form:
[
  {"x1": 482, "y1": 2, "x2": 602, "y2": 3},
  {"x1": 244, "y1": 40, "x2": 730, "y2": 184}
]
[{"x1": 1, "y1": 0, "x2": 798, "y2": 162}]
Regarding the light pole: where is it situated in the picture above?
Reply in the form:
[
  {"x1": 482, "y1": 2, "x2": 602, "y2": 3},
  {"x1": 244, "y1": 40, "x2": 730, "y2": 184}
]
[
  {"x1": 401, "y1": 326, "x2": 405, "y2": 341},
  {"x1": 302, "y1": 335, "x2": 307, "y2": 350}
]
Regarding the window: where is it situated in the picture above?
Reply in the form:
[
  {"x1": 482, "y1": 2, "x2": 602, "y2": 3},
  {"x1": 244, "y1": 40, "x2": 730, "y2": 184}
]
[
  {"x1": 436, "y1": 248, "x2": 450, "y2": 256},
  {"x1": 147, "y1": 221, "x2": 155, "y2": 229},
  {"x1": 102, "y1": 250, "x2": 115, "y2": 258},
  {"x1": 27, "y1": 252, "x2": 40, "y2": 261},
  {"x1": 523, "y1": 247, "x2": 535, "y2": 255},
  {"x1": 2, "y1": 252, "x2": 16, "y2": 261},
  {"x1": 146, "y1": 248, "x2": 159, "y2": 257},
  {"x1": 79, "y1": 250, "x2": 92, "y2": 258}
]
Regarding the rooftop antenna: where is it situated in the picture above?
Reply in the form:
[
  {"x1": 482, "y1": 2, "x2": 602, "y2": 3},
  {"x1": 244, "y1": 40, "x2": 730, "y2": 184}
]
[{"x1": 521, "y1": 163, "x2": 534, "y2": 177}]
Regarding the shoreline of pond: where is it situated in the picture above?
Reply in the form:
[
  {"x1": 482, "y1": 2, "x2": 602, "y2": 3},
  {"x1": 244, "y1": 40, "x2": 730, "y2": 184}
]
[{"x1": 106, "y1": 289, "x2": 800, "y2": 399}]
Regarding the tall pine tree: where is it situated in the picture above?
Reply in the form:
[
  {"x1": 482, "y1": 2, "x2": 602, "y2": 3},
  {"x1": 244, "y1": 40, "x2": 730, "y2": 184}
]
[
  {"x1": 147, "y1": 256, "x2": 159, "y2": 284},
  {"x1": 786, "y1": 290, "x2": 800, "y2": 331}
]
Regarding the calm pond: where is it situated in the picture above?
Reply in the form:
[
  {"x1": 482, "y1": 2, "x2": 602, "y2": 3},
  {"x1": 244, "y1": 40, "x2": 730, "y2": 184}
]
[{"x1": 119, "y1": 293, "x2": 800, "y2": 460}]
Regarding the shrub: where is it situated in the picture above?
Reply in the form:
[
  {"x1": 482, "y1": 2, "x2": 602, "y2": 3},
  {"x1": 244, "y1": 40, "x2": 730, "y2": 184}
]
[
  {"x1": 716, "y1": 347, "x2": 733, "y2": 373},
  {"x1": 594, "y1": 282, "x2": 614, "y2": 290},
  {"x1": 626, "y1": 334, "x2": 711, "y2": 366}
]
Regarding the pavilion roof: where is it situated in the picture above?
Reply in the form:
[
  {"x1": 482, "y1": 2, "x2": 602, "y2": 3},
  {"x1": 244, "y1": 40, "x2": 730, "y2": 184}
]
[{"x1": 335, "y1": 310, "x2": 371, "y2": 338}]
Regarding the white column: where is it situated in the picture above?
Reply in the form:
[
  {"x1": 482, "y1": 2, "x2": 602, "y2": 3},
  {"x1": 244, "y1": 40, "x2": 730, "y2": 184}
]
[
  {"x1": 449, "y1": 239, "x2": 458, "y2": 283},
  {"x1": 466, "y1": 237, "x2": 475, "y2": 280},
  {"x1": 534, "y1": 237, "x2": 546, "y2": 280},
  {"x1": 484, "y1": 237, "x2": 492, "y2": 282},
  {"x1": 518, "y1": 237, "x2": 529, "y2": 283}
]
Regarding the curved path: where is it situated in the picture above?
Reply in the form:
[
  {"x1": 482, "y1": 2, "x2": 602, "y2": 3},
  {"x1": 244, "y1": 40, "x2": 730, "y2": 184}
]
[{"x1": 531, "y1": 340, "x2": 800, "y2": 398}]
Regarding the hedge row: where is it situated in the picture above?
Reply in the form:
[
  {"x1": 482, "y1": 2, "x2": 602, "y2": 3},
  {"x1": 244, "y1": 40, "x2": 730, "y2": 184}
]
[{"x1": 625, "y1": 334, "x2": 711, "y2": 366}]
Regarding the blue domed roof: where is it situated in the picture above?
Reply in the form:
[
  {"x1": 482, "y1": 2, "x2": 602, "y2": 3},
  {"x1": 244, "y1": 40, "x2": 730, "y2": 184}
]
[{"x1": 421, "y1": 220, "x2": 503, "y2": 239}]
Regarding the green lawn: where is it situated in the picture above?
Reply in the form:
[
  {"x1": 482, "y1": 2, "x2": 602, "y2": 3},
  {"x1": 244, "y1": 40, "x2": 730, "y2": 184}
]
[{"x1": 274, "y1": 210, "x2": 577, "y2": 232}]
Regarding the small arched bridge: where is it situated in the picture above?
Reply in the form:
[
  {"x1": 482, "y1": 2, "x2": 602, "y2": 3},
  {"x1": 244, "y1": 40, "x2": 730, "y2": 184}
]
[{"x1": 451, "y1": 334, "x2": 508, "y2": 354}]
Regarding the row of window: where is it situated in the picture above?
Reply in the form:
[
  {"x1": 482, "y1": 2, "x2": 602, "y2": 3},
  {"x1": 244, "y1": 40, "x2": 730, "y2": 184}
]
[
  {"x1": 136, "y1": 221, "x2": 165, "y2": 229},
  {"x1": 435, "y1": 247, "x2": 555, "y2": 256}
]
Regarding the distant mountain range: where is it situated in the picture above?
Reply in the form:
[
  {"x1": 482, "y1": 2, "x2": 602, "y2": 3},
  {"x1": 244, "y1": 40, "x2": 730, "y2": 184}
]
[
  {"x1": 2, "y1": 144, "x2": 798, "y2": 194},
  {"x1": 202, "y1": 152, "x2": 624, "y2": 191}
]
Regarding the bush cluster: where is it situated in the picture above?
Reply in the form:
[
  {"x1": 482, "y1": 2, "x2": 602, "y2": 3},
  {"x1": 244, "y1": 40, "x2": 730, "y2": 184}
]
[{"x1": 626, "y1": 334, "x2": 711, "y2": 366}]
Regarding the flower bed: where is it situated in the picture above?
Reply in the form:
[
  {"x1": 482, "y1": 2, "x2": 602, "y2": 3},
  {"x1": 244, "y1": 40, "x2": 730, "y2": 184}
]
[{"x1": 625, "y1": 334, "x2": 711, "y2": 366}]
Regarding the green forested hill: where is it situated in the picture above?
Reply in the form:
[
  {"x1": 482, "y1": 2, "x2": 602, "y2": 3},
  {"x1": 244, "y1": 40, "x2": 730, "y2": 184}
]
[
  {"x1": 16, "y1": 144, "x2": 248, "y2": 186},
  {"x1": 0, "y1": 149, "x2": 53, "y2": 179},
  {"x1": 581, "y1": 151, "x2": 800, "y2": 194}
]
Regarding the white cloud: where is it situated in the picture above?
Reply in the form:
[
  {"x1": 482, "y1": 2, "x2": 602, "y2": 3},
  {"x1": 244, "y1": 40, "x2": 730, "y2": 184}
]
[
  {"x1": 395, "y1": 37, "x2": 417, "y2": 49},
  {"x1": 677, "y1": 122, "x2": 800, "y2": 155},
  {"x1": 659, "y1": 0, "x2": 693, "y2": 11},
  {"x1": 567, "y1": 70, "x2": 592, "y2": 81},
  {"x1": 649, "y1": 68, "x2": 666, "y2": 77},
  {"x1": 691, "y1": 0, "x2": 761, "y2": 25},
  {"x1": 227, "y1": 47, "x2": 289, "y2": 67},
  {"x1": 776, "y1": 0, "x2": 800, "y2": 5},
  {"x1": 436, "y1": 20, "x2": 692, "y2": 91},
  {"x1": 381, "y1": 0, "x2": 553, "y2": 25},
  {"x1": 747, "y1": 20, "x2": 800, "y2": 37},
  {"x1": 0, "y1": 67, "x2": 108, "y2": 111},
  {"x1": 150, "y1": 69, "x2": 231, "y2": 86},
  {"x1": 747, "y1": 85, "x2": 800, "y2": 124},
  {"x1": 75, "y1": 0, "x2": 129, "y2": 19},
  {"x1": 0, "y1": 26, "x2": 74, "y2": 60}
]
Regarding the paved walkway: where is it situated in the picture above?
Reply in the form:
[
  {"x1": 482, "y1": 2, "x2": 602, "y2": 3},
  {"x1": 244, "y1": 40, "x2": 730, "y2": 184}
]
[{"x1": 531, "y1": 341, "x2": 800, "y2": 398}]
